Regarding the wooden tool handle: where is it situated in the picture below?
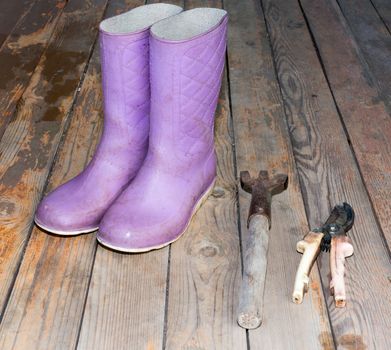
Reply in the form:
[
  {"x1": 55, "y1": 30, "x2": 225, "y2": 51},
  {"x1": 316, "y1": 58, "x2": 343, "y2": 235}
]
[
  {"x1": 237, "y1": 215, "x2": 269, "y2": 329},
  {"x1": 292, "y1": 232, "x2": 324, "y2": 304},
  {"x1": 330, "y1": 235, "x2": 354, "y2": 307}
]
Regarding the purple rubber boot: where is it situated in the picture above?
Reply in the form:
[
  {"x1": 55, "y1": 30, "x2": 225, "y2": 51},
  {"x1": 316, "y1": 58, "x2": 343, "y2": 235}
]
[
  {"x1": 35, "y1": 4, "x2": 183, "y2": 235},
  {"x1": 98, "y1": 8, "x2": 228, "y2": 252}
]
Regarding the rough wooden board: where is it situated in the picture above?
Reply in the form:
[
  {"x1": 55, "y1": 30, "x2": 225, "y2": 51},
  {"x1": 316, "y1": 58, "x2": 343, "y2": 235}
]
[
  {"x1": 185, "y1": 0, "x2": 220, "y2": 7},
  {"x1": 147, "y1": 0, "x2": 183, "y2": 5},
  {"x1": 77, "y1": 249, "x2": 169, "y2": 350},
  {"x1": 336, "y1": 0, "x2": 391, "y2": 111},
  {"x1": 0, "y1": 49, "x2": 102, "y2": 350},
  {"x1": 164, "y1": 2, "x2": 246, "y2": 348},
  {"x1": 0, "y1": 0, "x2": 107, "y2": 319},
  {"x1": 77, "y1": 1, "x2": 183, "y2": 349},
  {"x1": 370, "y1": 0, "x2": 391, "y2": 33},
  {"x1": 0, "y1": 0, "x2": 68, "y2": 138},
  {"x1": 301, "y1": 0, "x2": 391, "y2": 273},
  {"x1": 0, "y1": 1, "x2": 160, "y2": 349},
  {"x1": 0, "y1": 0, "x2": 389, "y2": 348},
  {"x1": 262, "y1": 0, "x2": 391, "y2": 347},
  {"x1": 164, "y1": 0, "x2": 246, "y2": 347},
  {"x1": 0, "y1": 235, "x2": 97, "y2": 350},
  {"x1": 0, "y1": 0, "x2": 34, "y2": 48},
  {"x1": 224, "y1": 1, "x2": 334, "y2": 349}
]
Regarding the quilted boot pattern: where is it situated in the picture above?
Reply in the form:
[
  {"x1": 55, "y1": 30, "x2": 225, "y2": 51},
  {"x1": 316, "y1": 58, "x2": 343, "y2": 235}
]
[
  {"x1": 98, "y1": 9, "x2": 228, "y2": 251},
  {"x1": 35, "y1": 4, "x2": 183, "y2": 235}
]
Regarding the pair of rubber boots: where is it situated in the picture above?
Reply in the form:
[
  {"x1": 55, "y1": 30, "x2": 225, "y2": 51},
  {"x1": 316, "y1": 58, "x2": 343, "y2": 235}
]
[{"x1": 35, "y1": 4, "x2": 228, "y2": 252}]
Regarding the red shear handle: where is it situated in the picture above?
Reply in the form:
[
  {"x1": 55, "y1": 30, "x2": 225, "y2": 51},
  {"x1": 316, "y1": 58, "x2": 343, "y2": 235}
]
[{"x1": 330, "y1": 235, "x2": 354, "y2": 307}]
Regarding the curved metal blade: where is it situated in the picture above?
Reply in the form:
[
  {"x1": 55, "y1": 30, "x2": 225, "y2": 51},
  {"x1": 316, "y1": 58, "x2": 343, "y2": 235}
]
[
  {"x1": 319, "y1": 202, "x2": 355, "y2": 252},
  {"x1": 326, "y1": 202, "x2": 355, "y2": 232}
]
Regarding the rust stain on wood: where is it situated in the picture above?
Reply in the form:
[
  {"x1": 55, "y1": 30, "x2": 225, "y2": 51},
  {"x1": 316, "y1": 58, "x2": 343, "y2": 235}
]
[
  {"x1": 0, "y1": 0, "x2": 108, "y2": 332},
  {"x1": 338, "y1": 334, "x2": 367, "y2": 350},
  {"x1": 7, "y1": 26, "x2": 54, "y2": 51},
  {"x1": 263, "y1": 0, "x2": 391, "y2": 346},
  {"x1": 310, "y1": 279, "x2": 323, "y2": 311},
  {"x1": 146, "y1": 340, "x2": 156, "y2": 350},
  {"x1": 0, "y1": 0, "x2": 389, "y2": 348},
  {"x1": 318, "y1": 332, "x2": 334, "y2": 350},
  {"x1": 0, "y1": 0, "x2": 69, "y2": 139}
]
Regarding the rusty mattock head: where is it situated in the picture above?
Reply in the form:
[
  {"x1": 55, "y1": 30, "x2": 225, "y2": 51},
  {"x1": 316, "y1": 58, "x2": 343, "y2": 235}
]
[{"x1": 240, "y1": 170, "x2": 288, "y2": 228}]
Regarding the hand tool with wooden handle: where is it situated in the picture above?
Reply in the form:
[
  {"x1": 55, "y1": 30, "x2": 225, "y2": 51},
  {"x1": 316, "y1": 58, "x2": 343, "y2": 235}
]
[
  {"x1": 237, "y1": 170, "x2": 288, "y2": 329},
  {"x1": 292, "y1": 203, "x2": 355, "y2": 306}
]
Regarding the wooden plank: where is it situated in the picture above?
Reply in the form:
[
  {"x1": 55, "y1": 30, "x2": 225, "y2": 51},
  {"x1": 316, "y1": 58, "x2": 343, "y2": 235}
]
[
  {"x1": 301, "y1": 0, "x2": 391, "y2": 278},
  {"x1": 0, "y1": 0, "x2": 107, "y2": 322},
  {"x1": 261, "y1": 0, "x2": 391, "y2": 347},
  {"x1": 164, "y1": 0, "x2": 247, "y2": 347},
  {"x1": 370, "y1": 0, "x2": 391, "y2": 33},
  {"x1": 0, "y1": 0, "x2": 34, "y2": 48},
  {"x1": 224, "y1": 0, "x2": 334, "y2": 349},
  {"x1": 336, "y1": 0, "x2": 391, "y2": 111},
  {"x1": 166, "y1": 80, "x2": 246, "y2": 350},
  {"x1": 0, "y1": 50, "x2": 102, "y2": 350},
  {"x1": 0, "y1": 0, "x2": 68, "y2": 138},
  {"x1": 0, "y1": 1, "x2": 158, "y2": 349},
  {"x1": 77, "y1": 1, "x2": 185, "y2": 349},
  {"x1": 148, "y1": 0, "x2": 183, "y2": 5},
  {"x1": 77, "y1": 249, "x2": 169, "y2": 350}
]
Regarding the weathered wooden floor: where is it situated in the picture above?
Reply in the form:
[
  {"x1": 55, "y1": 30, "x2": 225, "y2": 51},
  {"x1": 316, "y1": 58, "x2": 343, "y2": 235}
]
[{"x1": 0, "y1": 0, "x2": 390, "y2": 349}]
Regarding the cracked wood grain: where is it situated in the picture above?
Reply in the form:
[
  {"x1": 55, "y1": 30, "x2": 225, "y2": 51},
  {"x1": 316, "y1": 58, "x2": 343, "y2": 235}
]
[
  {"x1": 225, "y1": 0, "x2": 334, "y2": 349},
  {"x1": 163, "y1": 1, "x2": 247, "y2": 348},
  {"x1": 0, "y1": 1, "x2": 160, "y2": 349},
  {"x1": 77, "y1": 1, "x2": 184, "y2": 350},
  {"x1": 261, "y1": 0, "x2": 391, "y2": 347},
  {"x1": 0, "y1": 0, "x2": 68, "y2": 139},
  {"x1": 163, "y1": 2, "x2": 246, "y2": 349},
  {"x1": 0, "y1": 0, "x2": 107, "y2": 333},
  {"x1": 300, "y1": 0, "x2": 391, "y2": 260},
  {"x1": 336, "y1": 0, "x2": 391, "y2": 112}
]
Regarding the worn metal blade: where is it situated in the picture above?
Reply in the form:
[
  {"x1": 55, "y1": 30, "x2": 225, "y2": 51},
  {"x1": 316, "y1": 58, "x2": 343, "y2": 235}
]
[
  {"x1": 325, "y1": 203, "x2": 354, "y2": 231},
  {"x1": 317, "y1": 202, "x2": 355, "y2": 252}
]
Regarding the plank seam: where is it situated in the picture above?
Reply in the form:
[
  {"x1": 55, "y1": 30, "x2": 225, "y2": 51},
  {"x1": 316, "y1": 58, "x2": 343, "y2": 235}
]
[
  {"x1": 0, "y1": 0, "x2": 39, "y2": 52},
  {"x1": 0, "y1": 0, "x2": 74, "y2": 324},
  {"x1": 0, "y1": 0, "x2": 110, "y2": 334},
  {"x1": 298, "y1": 0, "x2": 391, "y2": 259},
  {"x1": 0, "y1": 0, "x2": 70, "y2": 142},
  {"x1": 46, "y1": 48, "x2": 99, "y2": 191},
  {"x1": 0, "y1": 215, "x2": 37, "y2": 323},
  {"x1": 67, "y1": 2, "x2": 129, "y2": 348},
  {"x1": 333, "y1": 0, "x2": 391, "y2": 114},
  {"x1": 225, "y1": 54, "x2": 249, "y2": 350},
  {"x1": 256, "y1": 0, "x2": 337, "y2": 347},
  {"x1": 73, "y1": 241, "x2": 99, "y2": 350},
  {"x1": 222, "y1": 0, "x2": 251, "y2": 348},
  {"x1": 139, "y1": 2, "x2": 173, "y2": 349},
  {"x1": 367, "y1": 0, "x2": 391, "y2": 36},
  {"x1": 162, "y1": 245, "x2": 172, "y2": 350}
]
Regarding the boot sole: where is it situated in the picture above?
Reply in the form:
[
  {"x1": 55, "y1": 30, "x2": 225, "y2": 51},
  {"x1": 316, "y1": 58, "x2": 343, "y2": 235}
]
[
  {"x1": 97, "y1": 179, "x2": 216, "y2": 253},
  {"x1": 34, "y1": 217, "x2": 98, "y2": 236}
]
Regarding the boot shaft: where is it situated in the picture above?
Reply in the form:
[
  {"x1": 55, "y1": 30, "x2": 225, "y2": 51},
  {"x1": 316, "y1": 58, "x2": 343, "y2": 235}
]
[
  {"x1": 99, "y1": 4, "x2": 183, "y2": 127},
  {"x1": 149, "y1": 9, "x2": 228, "y2": 164},
  {"x1": 99, "y1": 31, "x2": 150, "y2": 127}
]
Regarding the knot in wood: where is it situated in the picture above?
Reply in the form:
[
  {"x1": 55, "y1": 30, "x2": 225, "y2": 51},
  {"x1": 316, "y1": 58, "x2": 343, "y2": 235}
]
[
  {"x1": 212, "y1": 186, "x2": 225, "y2": 198},
  {"x1": 199, "y1": 245, "x2": 218, "y2": 257}
]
